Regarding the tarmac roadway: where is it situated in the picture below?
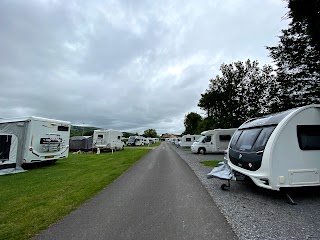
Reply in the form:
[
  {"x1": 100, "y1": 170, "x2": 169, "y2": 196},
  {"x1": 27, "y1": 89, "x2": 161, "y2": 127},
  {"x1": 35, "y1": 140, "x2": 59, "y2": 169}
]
[{"x1": 34, "y1": 142, "x2": 236, "y2": 240}]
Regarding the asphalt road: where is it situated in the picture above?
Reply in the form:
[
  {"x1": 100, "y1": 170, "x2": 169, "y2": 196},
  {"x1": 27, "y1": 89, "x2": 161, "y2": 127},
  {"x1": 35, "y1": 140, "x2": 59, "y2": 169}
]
[{"x1": 34, "y1": 142, "x2": 236, "y2": 240}]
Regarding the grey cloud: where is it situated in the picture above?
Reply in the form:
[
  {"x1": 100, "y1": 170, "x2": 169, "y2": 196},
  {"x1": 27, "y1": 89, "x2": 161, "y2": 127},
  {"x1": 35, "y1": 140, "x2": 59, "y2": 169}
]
[{"x1": 0, "y1": 0, "x2": 289, "y2": 134}]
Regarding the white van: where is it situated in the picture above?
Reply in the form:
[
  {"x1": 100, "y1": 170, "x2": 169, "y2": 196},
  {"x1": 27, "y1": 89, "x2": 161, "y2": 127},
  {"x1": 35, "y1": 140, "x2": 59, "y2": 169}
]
[
  {"x1": 178, "y1": 134, "x2": 201, "y2": 148},
  {"x1": 191, "y1": 128, "x2": 237, "y2": 154},
  {"x1": 93, "y1": 130, "x2": 124, "y2": 151},
  {"x1": 0, "y1": 116, "x2": 70, "y2": 174}
]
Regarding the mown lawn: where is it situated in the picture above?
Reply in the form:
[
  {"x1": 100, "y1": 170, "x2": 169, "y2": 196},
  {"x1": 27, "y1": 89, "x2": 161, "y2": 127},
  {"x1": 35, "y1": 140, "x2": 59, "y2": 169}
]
[
  {"x1": 0, "y1": 149, "x2": 150, "y2": 240},
  {"x1": 200, "y1": 160, "x2": 221, "y2": 167}
]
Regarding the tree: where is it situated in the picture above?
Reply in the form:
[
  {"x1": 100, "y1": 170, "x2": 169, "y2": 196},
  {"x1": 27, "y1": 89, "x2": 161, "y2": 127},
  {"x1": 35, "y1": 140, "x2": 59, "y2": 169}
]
[
  {"x1": 266, "y1": 7, "x2": 320, "y2": 111},
  {"x1": 198, "y1": 60, "x2": 276, "y2": 128},
  {"x1": 288, "y1": 0, "x2": 320, "y2": 53},
  {"x1": 143, "y1": 129, "x2": 157, "y2": 138},
  {"x1": 183, "y1": 112, "x2": 202, "y2": 134}
]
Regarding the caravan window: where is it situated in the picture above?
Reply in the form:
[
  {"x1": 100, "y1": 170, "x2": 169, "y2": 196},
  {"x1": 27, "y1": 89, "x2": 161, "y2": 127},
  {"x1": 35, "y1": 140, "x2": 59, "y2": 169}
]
[
  {"x1": 297, "y1": 125, "x2": 320, "y2": 150},
  {"x1": 58, "y1": 126, "x2": 69, "y2": 131},
  {"x1": 252, "y1": 126, "x2": 276, "y2": 151},
  {"x1": 186, "y1": 138, "x2": 192, "y2": 142},
  {"x1": 219, "y1": 135, "x2": 231, "y2": 141},
  {"x1": 204, "y1": 135, "x2": 211, "y2": 142},
  {"x1": 118, "y1": 136, "x2": 121, "y2": 140},
  {"x1": 230, "y1": 131, "x2": 242, "y2": 149},
  {"x1": 98, "y1": 134, "x2": 103, "y2": 139},
  {"x1": 235, "y1": 128, "x2": 261, "y2": 151}
]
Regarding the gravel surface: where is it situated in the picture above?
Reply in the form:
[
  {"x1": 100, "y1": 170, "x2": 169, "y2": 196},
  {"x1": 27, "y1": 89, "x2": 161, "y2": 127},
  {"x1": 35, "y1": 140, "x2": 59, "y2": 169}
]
[{"x1": 169, "y1": 143, "x2": 320, "y2": 240}]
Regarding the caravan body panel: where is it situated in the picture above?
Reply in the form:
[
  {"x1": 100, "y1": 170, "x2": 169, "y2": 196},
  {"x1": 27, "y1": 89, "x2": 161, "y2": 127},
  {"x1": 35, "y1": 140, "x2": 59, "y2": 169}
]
[{"x1": 178, "y1": 135, "x2": 201, "y2": 148}]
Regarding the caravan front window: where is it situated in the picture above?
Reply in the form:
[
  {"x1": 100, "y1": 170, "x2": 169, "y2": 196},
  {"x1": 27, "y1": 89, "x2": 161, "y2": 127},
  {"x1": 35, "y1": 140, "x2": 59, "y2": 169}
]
[
  {"x1": 252, "y1": 126, "x2": 276, "y2": 151},
  {"x1": 235, "y1": 128, "x2": 261, "y2": 151},
  {"x1": 204, "y1": 136, "x2": 211, "y2": 142},
  {"x1": 58, "y1": 126, "x2": 69, "y2": 131},
  {"x1": 98, "y1": 134, "x2": 103, "y2": 139},
  {"x1": 297, "y1": 125, "x2": 320, "y2": 150},
  {"x1": 186, "y1": 138, "x2": 191, "y2": 142}
]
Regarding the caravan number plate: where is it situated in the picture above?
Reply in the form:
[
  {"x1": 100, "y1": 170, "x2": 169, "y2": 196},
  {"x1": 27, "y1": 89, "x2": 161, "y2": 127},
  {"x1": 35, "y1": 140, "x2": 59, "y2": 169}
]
[{"x1": 45, "y1": 156, "x2": 54, "y2": 159}]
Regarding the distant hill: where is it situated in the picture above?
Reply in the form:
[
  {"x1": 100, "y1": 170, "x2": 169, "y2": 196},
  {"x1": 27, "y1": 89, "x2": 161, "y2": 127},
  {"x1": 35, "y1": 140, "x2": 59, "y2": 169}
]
[{"x1": 70, "y1": 125, "x2": 98, "y2": 137}]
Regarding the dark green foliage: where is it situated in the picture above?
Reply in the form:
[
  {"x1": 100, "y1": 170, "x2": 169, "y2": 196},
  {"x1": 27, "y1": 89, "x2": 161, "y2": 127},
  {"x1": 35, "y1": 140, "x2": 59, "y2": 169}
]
[
  {"x1": 143, "y1": 129, "x2": 158, "y2": 138},
  {"x1": 266, "y1": 8, "x2": 320, "y2": 111},
  {"x1": 198, "y1": 60, "x2": 276, "y2": 129},
  {"x1": 183, "y1": 112, "x2": 202, "y2": 134},
  {"x1": 288, "y1": 0, "x2": 320, "y2": 53}
]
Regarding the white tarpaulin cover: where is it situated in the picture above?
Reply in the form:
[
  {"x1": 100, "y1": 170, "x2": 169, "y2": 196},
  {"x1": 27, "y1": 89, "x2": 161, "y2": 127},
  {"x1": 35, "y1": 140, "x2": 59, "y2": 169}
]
[{"x1": 207, "y1": 160, "x2": 236, "y2": 180}]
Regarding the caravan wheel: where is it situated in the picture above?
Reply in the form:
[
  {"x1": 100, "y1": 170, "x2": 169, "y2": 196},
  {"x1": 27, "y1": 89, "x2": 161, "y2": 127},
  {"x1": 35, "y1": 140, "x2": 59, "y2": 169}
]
[{"x1": 199, "y1": 148, "x2": 206, "y2": 155}]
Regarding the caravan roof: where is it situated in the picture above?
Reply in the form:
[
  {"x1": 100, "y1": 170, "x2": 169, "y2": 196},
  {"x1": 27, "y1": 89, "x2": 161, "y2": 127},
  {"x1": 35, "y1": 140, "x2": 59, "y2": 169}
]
[
  {"x1": 201, "y1": 128, "x2": 237, "y2": 135},
  {"x1": 0, "y1": 116, "x2": 70, "y2": 125}
]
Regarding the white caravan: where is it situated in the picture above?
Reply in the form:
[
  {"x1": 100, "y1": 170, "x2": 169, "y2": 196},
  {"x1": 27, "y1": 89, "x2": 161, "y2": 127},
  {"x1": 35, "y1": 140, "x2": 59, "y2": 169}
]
[
  {"x1": 226, "y1": 105, "x2": 320, "y2": 191},
  {"x1": 178, "y1": 135, "x2": 201, "y2": 148},
  {"x1": 0, "y1": 117, "x2": 70, "y2": 174},
  {"x1": 127, "y1": 136, "x2": 144, "y2": 146},
  {"x1": 191, "y1": 128, "x2": 237, "y2": 154},
  {"x1": 93, "y1": 130, "x2": 124, "y2": 151},
  {"x1": 143, "y1": 138, "x2": 150, "y2": 145}
]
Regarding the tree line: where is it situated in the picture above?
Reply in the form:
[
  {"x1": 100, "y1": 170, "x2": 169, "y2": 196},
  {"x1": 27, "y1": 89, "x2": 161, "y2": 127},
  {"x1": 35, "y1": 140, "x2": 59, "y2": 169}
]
[{"x1": 183, "y1": 0, "x2": 320, "y2": 135}]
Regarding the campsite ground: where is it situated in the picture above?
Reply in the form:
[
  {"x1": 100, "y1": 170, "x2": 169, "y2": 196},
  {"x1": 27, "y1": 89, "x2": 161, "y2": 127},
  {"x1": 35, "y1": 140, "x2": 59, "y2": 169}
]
[
  {"x1": 0, "y1": 148, "x2": 150, "y2": 240},
  {"x1": 168, "y1": 143, "x2": 320, "y2": 240}
]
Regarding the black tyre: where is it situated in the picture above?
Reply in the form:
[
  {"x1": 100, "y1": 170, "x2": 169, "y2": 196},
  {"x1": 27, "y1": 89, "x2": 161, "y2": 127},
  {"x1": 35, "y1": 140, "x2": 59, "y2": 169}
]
[{"x1": 199, "y1": 148, "x2": 206, "y2": 155}]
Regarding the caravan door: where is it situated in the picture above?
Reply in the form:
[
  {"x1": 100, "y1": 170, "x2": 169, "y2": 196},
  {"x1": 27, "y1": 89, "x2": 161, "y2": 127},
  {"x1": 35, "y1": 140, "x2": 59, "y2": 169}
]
[{"x1": 0, "y1": 134, "x2": 18, "y2": 169}]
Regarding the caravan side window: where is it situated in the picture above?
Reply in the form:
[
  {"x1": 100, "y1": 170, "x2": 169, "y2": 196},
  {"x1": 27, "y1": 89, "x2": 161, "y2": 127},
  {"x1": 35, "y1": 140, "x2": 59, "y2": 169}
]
[
  {"x1": 118, "y1": 136, "x2": 121, "y2": 140},
  {"x1": 186, "y1": 138, "x2": 191, "y2": 142},
  {"x1": 204, "y1": 136, "x2": 211, "y2": 142},
  {"x1": 297, "y1": 125, "x2": 320, "y2": 150},
  {"x1": 58, "y1": 126, "x2": 69, "y2": 131},
  {"x1": 98, "y1": 134, "x2": 103, "y2": 139},
  {"x1": 219, "y1": 135, "x2": 231, "y2": 141}
]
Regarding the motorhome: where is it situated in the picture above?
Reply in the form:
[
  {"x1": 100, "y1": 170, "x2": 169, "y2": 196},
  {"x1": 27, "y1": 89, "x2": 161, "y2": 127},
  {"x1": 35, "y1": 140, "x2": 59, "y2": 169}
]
[
  {"x1": 177, "y1": 134, "x2": 201, "y2": 148},
  {"x1": 93, "y1": 130, "x2": 124, "y2": 151},
  {"x1": 226, "y1": 105, "x2": 320, "y2": 191},
  {"x1": 0, "y1": 116, "x2": 70, "y2": 174},
  {"x1": 191, "y1": 128, "x2": 237, "y2": 154},
  {"x1": 127, "y1": 136, "x2": 144, "y2": 146}
]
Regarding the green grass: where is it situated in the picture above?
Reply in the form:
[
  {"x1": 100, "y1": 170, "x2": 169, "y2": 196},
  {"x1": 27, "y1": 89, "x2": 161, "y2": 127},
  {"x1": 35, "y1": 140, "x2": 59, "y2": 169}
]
[
  {"x1": 0, "y1": 149, "x2": 150, "y2": 240},
  {"x1": 200, "y1": 160, "x2": 221, "y2": 167}
]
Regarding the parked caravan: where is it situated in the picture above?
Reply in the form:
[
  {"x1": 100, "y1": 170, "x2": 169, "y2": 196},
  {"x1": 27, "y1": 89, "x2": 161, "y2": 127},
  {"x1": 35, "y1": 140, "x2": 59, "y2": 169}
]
[
  {"x1": 134, "y1": 136, "x2": 144, "y2": 146},
  {"x1": 0, "y1": 116, "x2": 70, "y2": 174},
  {"x1": 191, "y1": 128, "x2": 237, "y2": 154},
  {"x1": 93, "y1": 130, "x2": 124, "y2": 151},
  {"x1": 126, "y1": 136, "x2": 144, "y2": 146},
  {"x1": 69, "y1": 136, "x2": 93, "y2": 152},
  {"x1": 177, "y1": 135, "x2": 201, "y2": 148},
  {"x1": 226, "y1": 105, "x2": 320, "y2": 191},
  {"x1": 143, "y1": 138, "x2": 150, "y2": 145},
  {"x1": 127, "y1": 136, "x2": 137, "y2": 146}
]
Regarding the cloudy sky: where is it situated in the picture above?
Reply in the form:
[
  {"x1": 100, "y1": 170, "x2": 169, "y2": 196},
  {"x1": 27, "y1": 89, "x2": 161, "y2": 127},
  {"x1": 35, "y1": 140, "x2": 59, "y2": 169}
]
[{"x1": 0, "y1": 0, "x2": 289, "y2": 134}]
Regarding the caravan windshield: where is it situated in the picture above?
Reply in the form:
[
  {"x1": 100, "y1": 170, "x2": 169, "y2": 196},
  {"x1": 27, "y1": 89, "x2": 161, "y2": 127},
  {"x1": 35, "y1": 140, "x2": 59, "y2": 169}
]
[{"x1": 196, "y1": 136, "x2": 205, "y2": 142}]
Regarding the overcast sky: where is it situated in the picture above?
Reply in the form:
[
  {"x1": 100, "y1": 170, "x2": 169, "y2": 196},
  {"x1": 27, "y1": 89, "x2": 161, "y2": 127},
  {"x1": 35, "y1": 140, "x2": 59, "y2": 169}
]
[{"x1": 0, "y1": 0, "x2": 289, "y2": 134}]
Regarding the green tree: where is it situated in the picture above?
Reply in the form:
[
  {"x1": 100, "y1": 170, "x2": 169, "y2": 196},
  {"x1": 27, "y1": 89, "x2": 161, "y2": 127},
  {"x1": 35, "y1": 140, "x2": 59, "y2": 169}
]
[
  {"x1": 143, "y1": 129, "x2": 157, "y2": 138},
  {"x1": 183, "y1": 112, "x2": 202, "y2": 134},
  {"x1": 288, "y1": 0, "x2": 320, "y2": 53},
  {"x1": 267, "y1": 9, "x2": 320, "y2": 111},
  {"x1": 198, "y1": 60, "x2": 276, "y2": 128}
]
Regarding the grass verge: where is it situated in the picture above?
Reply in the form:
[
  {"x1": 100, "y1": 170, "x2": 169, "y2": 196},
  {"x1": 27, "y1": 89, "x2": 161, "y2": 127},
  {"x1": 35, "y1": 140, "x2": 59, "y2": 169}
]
[
  {"x1": 0, "y1": 149, "x2": 150, "y2": 240},
  {"x1": 200, "y1": 160, "x2": 221, "y2": 167}
]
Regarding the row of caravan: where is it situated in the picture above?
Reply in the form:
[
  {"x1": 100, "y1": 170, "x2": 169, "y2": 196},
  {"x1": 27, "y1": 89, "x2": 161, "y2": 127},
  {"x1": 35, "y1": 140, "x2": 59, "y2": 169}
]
[
  {"x1": 173, "y1": 129, "x2": 236, "y2": 154},
  {"x1": 127, "y1": 136, "x2": 159, "y2": 146}
]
